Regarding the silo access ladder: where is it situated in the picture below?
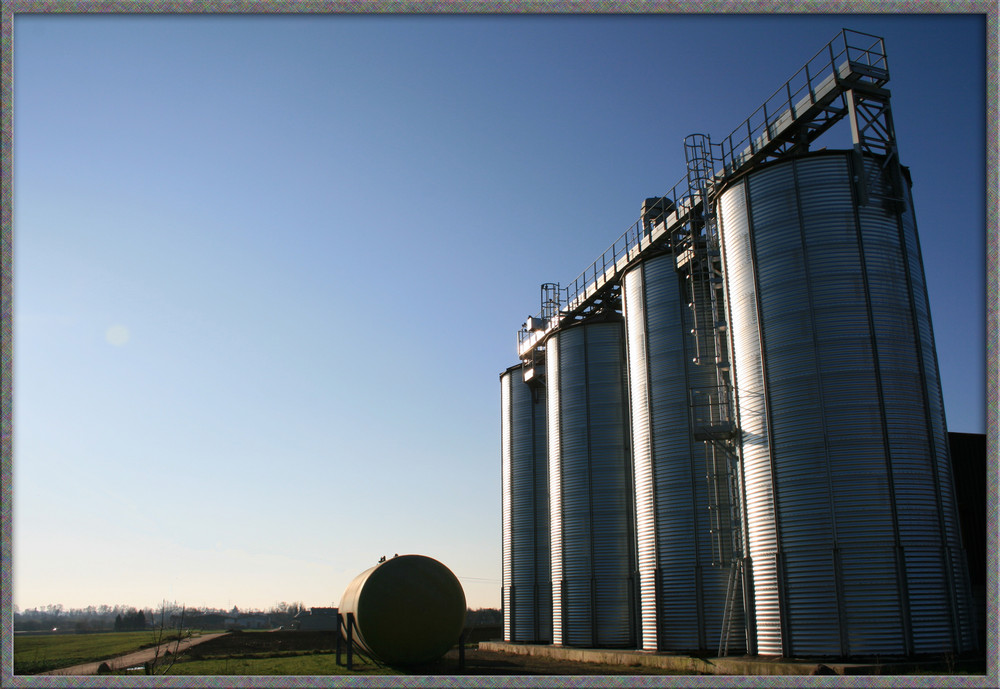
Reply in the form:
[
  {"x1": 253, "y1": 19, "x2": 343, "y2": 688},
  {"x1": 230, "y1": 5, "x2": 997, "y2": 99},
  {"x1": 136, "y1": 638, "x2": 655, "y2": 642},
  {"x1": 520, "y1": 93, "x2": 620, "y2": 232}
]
[{"x1": 678, "y1": 133, "x2": 745, "y2": 658}]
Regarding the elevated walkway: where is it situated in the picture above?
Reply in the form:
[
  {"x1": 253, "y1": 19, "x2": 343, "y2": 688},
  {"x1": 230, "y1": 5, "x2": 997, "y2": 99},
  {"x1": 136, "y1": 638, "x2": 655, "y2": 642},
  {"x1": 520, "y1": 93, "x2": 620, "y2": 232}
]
[{"x1": 517, "y1": 29, "x2": 892, "y2": 360}]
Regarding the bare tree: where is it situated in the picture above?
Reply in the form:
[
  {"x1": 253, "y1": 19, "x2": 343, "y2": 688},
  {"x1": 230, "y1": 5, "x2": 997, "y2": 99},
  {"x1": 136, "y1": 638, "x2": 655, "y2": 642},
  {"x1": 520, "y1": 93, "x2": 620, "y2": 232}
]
[{"x1": 145, "y1": 601, "x2": 187, "y2": 675}]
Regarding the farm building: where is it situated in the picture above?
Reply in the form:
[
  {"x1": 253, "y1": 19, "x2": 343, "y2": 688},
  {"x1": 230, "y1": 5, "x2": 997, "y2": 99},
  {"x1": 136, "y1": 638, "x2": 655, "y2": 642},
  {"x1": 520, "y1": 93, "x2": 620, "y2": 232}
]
[{"x1": 291, "y1": 607, "x2": 340, "y2": 631}]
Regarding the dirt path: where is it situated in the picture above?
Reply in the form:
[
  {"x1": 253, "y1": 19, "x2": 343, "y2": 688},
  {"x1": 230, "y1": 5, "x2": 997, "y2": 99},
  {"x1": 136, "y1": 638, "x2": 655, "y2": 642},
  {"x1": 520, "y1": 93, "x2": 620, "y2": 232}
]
[{"x1": 40, "y1": 632, "x2": 231, "y2": 675}]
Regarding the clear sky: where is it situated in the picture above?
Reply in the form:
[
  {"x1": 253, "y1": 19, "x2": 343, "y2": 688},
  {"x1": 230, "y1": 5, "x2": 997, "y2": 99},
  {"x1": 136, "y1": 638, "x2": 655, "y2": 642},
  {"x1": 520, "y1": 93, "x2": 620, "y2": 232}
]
[{"x1": 11, "y1": 12, "x2": 989, "y2": 613}]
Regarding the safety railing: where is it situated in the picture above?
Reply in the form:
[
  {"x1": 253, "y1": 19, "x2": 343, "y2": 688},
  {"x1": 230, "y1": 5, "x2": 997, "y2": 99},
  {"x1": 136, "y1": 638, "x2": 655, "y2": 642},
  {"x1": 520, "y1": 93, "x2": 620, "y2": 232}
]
[
  {"x1": 690, "y1": 385, "x2": 736, "y2": 436},
  {"x1": 516, "y1": 29, "x2": 888, "y2": 357},
  {"x1": 516, "y1": 168, "x2": 700, "y2": 354},
  {"x1": 717, "y1": 28, "x2": 888, "y2": 175}
]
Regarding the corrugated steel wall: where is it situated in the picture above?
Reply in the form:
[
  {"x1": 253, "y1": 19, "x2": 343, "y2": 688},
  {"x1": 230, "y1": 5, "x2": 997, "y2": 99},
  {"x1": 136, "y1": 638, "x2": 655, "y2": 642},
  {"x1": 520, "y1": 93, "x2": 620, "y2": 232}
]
[
  {"x1": 501, "y1": 146, "x2": 976, "y2": 658},
  {"x1": 717, "y1": 179, "x2": 782, "y2": 655},
  {"x1": 717, "y1": 151, "x2": 976, "y2": 656},
  {"x1": 547, "y1": 321, "x2": 636, "y2": 648},
  {"x1": 500, "y1": 365, "x2": 552, "y2": 643},
  {"x1": 623, "y1": 253, "x2": 743, "y2": 652},
  {"x1": 501, "y1": 368, "x2": 513, "y2": 641},
  {"x1": 889, "y1": 165, "x2": 976, "y2": 653}
]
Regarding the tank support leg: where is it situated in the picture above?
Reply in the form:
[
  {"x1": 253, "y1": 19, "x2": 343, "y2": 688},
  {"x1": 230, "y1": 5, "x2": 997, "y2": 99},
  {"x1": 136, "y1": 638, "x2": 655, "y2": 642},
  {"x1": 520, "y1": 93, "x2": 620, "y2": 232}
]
[
  {"x1": 335, "y1": 613, "x2": 343, "y2": 666},
  {"x1": 458, "y1": 630, "x2": 466, "y2": 670},
  {"x1": 346, "y1": 612, "x2": 355, "y2": 670}
]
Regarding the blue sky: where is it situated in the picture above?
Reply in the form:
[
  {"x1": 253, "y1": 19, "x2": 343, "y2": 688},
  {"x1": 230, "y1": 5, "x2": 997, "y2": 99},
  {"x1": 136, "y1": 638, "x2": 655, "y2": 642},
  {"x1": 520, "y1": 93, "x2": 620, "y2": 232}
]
[{"x1": 11, "y1": 12, "x2": 988, "y2": 612}]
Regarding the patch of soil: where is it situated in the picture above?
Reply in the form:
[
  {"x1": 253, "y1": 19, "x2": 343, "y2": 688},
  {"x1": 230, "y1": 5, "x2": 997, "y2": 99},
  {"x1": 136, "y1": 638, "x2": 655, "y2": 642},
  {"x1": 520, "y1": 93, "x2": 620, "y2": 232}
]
[{"x1": 184, "y1": 631, "x2": 340, "y2": 659}]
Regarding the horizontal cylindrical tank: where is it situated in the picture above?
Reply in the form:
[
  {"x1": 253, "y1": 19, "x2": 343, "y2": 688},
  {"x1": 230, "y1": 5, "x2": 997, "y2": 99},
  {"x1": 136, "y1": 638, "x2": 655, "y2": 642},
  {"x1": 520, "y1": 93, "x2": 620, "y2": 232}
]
[
  {"x1": 622, "y1": 252, "x2": 743, "y2": 653},
  {"x1": 339, "y1": 554, "x2": 466, "y2": 665},
  {"x1": 500, "y1": 363, "x2": 552, "y2": 643},
  {"x1": 717, "y1": 150, "x2": 975, "y2": 656},
  {"x1": 547, "y1": 318, "x2": 637, "y2": 648}
]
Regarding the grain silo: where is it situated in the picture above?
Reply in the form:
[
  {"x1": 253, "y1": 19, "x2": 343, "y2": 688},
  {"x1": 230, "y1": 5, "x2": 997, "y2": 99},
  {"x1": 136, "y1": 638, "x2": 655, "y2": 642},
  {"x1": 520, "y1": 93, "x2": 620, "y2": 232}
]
[
  {"x1": 500, "y1": 363, "x2": 552, "y2": 643},
  {"x1": 622, "y1": 250, "x2": 744, "y2": 653},
  {"x1": 716, "y1": 150, "x2": 976, "y2": 656},
  {"x1": 503, "y1": 28, "x2": 978, "y2": 660},
  {"x1": 546, "y1": 318, "x2": 637, "y2": 648}
]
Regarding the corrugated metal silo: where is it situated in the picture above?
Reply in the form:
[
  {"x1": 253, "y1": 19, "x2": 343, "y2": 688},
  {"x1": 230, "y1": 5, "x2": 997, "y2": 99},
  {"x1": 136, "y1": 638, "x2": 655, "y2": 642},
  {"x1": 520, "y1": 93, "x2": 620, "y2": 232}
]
[
  {"x1": 547, "y1": 319, "x2": 637, "y2": 648},
  {"x1": 717, "y1": 150, "x2": 976, "y2": 656},
  {"x1": 500, "y1": 363, "x2": 552, "y2": 643},
  {"x1": 622, "y1": 252, "x2": 743, "y2": 652}
]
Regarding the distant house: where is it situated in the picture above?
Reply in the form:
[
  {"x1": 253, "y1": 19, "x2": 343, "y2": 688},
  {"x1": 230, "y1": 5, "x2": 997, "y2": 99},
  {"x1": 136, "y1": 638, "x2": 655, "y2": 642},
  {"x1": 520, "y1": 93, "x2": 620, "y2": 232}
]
[
  {"x1": 291, "y1": 607, "x2": 339, "y2": 631},
  {"x1": 165, "y1": 611, "x2": 272, "y2": 631},
  {"x1": 175, "y1": 612, "x2": 229, "y2": 630},
  {"x1": 240, "y1": 615, "x2": 270, "y2": 630}
]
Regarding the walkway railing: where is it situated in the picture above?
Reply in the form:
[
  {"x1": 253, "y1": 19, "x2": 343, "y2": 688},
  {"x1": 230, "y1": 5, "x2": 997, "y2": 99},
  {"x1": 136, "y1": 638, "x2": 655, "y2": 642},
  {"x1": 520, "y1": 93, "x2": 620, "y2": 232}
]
[
  {"x1": 516, "y1": 169, "x2": 693, "y2": 356},
  {"x1": 716, "y1": 28, "x2": 887, "y2": 174},
  {"x1": 517, "y1": 29, "x2": 889, "y2": 357}
]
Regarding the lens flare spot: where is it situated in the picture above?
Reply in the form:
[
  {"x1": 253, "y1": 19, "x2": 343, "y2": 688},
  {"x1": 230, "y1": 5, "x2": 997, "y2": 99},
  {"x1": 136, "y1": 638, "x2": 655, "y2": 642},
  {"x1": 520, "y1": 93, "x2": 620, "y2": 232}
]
[{"x1": 105, "y1": 324, "x2": 130, "y2": 346}]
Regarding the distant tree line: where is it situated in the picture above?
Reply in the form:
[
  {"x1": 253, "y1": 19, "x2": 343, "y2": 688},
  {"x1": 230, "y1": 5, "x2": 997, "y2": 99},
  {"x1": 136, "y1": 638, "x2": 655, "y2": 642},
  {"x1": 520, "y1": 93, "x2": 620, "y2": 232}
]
[
  {"x1": 113, "y1": 609, "x2": 147, "y2": 631},
  {"x1": 14, "y1": 604, "x2": 156, "y2": 633},
  {"x1": 14, "y1": 601, "x2": 314, "y2": 633},
  {"x1": 465, "y1": 608, "x2": 502, "y2": 626},
  {"x1": 15, "y1": 602, "x2": 502, "y2": 633}
]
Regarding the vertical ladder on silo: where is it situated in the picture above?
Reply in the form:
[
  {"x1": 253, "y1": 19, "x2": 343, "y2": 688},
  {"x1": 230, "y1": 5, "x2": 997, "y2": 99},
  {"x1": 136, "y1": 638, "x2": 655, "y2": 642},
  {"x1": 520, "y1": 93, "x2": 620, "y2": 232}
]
[
  {"x1": 681, "y1": 134, "x2": 745, "y2": 657},
  {"x1": 521, "y1": 283, "x2": 562, "y2": 386},
  {"x1": 718, "y1": 555, "x2": 744, "y2": 657},
  {"x1": 682, "y1": 134, "x2": 738, "y2": 565}
]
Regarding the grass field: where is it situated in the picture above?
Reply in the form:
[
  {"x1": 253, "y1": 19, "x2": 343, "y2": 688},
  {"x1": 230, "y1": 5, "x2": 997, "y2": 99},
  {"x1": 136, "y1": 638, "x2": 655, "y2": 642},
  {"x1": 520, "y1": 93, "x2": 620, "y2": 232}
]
[
  {"x1": 21, "y1": 629, "x2": 982, "y2": 677},
  {"x1": 13, "y1": 630, "x2": 205, "y2": 675},
  {"x1": 147, "y1": 632, "x2": 693, "y2": 676},
  {"x1": 122, "y1": 632, "x2": 394, "y2": 676},
  {"x1": 150, "y1": 631, "x2": 391, "y2": 676},
  {"x1": 158, "y1": 654, "x2": 394, "y2": 676},
  {"x1": 134, "y1": 631, "x2": 453, "y2": 676},
  {"x1": 16, "y1": 629, "x2": 692, "y2": 677}
]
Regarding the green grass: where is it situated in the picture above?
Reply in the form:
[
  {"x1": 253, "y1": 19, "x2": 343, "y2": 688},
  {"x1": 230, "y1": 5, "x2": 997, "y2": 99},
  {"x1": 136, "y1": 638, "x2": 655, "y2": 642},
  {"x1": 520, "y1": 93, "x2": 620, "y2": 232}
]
[
  {"x1": 14, "y1": 630, "x2": 194, "y2": 675},
  {"x1": 159, "y1": 653, "x2": 395, "y2": 676}
]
